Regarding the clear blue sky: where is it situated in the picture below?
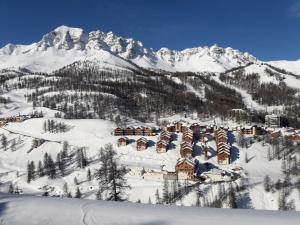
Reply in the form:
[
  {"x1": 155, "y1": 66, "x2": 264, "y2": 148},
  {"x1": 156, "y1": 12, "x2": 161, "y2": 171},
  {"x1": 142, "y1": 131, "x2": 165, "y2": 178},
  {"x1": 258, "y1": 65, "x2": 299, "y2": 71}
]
[{"x1": 1, "y1": 0, "x2": 300, "y2": 61}]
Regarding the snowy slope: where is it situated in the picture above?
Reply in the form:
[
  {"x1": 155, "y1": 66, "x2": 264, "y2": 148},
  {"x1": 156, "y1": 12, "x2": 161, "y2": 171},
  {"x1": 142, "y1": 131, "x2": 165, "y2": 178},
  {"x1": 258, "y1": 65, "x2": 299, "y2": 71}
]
[
  {"x1": 0, "y1": 193, "x2": 299, "y2": 225},
  {"x1": 0, "y1": 25, "x2": 257, "y2": 73},
  {"x1": 269, "y1": 60, "x2": 300, "y2": 75}
]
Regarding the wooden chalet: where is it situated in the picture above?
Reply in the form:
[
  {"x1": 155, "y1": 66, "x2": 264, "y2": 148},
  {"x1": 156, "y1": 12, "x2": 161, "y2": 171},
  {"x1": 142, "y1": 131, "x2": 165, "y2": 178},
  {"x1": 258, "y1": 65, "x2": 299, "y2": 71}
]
[
  {"x1": 160, "y1": 133, "x2": 171, "y2": 142},
  {"x1": 114, "y1": 127, "x2": 124, "y2": 136},
  {"x1": 240, "y1": 126, "x2": 257, "y2": 135},
  {"x1": 175, "y1": 121, "x2": 183, "y2": 133},
  {"x1": 118, "y1": 137, "x2": 129, "y2": 146},
  {"x1": 181, "y1": 125, "x2": 189, "y2": 133},
  {"x1": 156, "y1": 140, "x2": 168, "y2": 153},
  {"x1": 143, "y1": 127, "x2": 152, "y2": 136},
  {"x1": 217, "y1": 144, "x2": 230, "y2": 165},
  {"x1": 190, "y1": 123, "x2": 201, "y2": 134},
  {"x1": 286, "y1": 133, "x2": 300, "y2": 142},
  {"x1": 182, "y1": 129, "x2": 193, "y2": 143},
  {"x1": 125, "y1": 127, "x2": 135, "y2": 136},
  {"x1": 182, "y1": 134, "x2": 193, "y2": 144},
  {"x1": 136, "y1": 137, "x2": 148, "y2": 151},
  {"x1": 215, "y1": 129, "x2": 228, "y2": 143},
  {"x1": 135, "y1": 127, "x2": 144, "y2": 136},
  {"x1": 175, "y1": 158, "x2": 195, "y2": 180},
  {"x1": 166, "y1": 125, "x2": 175, "y2": 132},
  {"x1": 180, "y1": 142, "x2": 193, "y2": 158}
]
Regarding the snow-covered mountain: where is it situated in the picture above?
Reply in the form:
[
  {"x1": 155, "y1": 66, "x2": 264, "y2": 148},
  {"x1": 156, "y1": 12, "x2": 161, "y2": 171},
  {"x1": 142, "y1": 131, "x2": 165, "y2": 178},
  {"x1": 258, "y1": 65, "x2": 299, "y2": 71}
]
[{"x1": 0, "y1": 25, "x2": 258, "y2": 73}]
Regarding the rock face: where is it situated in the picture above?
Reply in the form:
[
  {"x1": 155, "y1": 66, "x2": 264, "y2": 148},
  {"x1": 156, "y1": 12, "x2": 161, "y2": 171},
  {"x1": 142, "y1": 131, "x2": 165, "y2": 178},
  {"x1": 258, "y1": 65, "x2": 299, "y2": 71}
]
[{"x1": 0, "y1": 25, "x2": 258, "y2": 73}]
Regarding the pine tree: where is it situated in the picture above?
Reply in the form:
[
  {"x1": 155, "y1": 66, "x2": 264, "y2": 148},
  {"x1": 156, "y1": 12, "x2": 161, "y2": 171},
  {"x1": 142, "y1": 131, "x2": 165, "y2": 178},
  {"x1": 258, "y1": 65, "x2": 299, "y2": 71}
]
[
  {"x1": 75, "y1": 187, "x2": 82, "y2": 198},
  {"x1": 43, "y1": 120, "x2": 47, "y2": 132},
  {"x1": 278, "y1": 189, "x2": 288, "y2": 210},
  {"x1": 43, "y1": 153, "x2": 50, "y2": 175},
  {"x1": 74, "y1": 177, "x2": 78, "y2": 185},
  {"x1": 63, "y1": 182, "x2": 69, "y2": 196},
  {"x1": 27, "y1": 161, "x2": 34, "y2": 183},
  {"x1": 77, "y1": 148, "x2": 87, "y2": 169},
  {"x1": 244, "y1": 152, "x2": 248, "y2": 163},
  {"x1": 95, "y1": 143, "x2": 130, "y2": 201},
  {"x1": 148, "y1": 197, "x2": 152, "y2": 204},
  {"x1": 274, "y1": 179, "x2": 282, "y2": 190},
  {"x1": 228, "y1": 186, "x2": 237, "y2": 208},
  {"x1": 162, "y1": 179, "x2": 169, "y2": 204},
  {"x1": 87, "y1": 168, "x2": 92, "y2": 181},
  {"x1": 8, "y1": 183, "x2": 14, "y2": 193},
  {"x1": 264, "y1": 175, "x2": 272, "y2": 192},
  {"x1": 47, "y1": 155, "x2": 56, "y2": 179},
  {"x1": 56, "y1": 152, "x2": 65, "y2": 176},
  {"x1": 155, "y1": 188, "x2": 160, "y2": 204},
  {"x1": 10, "y1": 139, "x2": 17, "y2": 151},
  {"x1": 61, "y1": 141, "x2": 69, "y2": 162},
  {"x1": 1, "y1": 134, "x2": 7, "y2": 151}
]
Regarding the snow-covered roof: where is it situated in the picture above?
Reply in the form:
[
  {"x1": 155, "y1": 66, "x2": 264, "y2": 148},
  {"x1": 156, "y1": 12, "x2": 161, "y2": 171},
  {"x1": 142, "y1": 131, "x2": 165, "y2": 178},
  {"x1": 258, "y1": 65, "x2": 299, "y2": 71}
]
[{"x1": 176, "y1": 158, "x2": 195, "y2": 167}]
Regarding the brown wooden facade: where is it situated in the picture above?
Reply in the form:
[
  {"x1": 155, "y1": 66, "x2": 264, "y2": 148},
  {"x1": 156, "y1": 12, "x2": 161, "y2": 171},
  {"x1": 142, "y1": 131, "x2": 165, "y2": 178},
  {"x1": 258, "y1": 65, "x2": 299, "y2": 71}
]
[
  {"x1": 118, "y1": 137, "x2": 129, "y2": 146},
  {"x1": 136, "y1": 137, "x2": 148, "y2": 151},
  {"x1": 175, "y1": 159, "x2": 195, "y2": 180}
]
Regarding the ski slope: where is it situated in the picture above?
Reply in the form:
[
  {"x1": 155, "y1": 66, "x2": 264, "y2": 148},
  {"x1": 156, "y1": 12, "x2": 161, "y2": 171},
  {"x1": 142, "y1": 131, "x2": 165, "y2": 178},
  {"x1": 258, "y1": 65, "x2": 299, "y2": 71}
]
[{"x1": 0, "y1": 193, "x2": 299, "y2": 225}]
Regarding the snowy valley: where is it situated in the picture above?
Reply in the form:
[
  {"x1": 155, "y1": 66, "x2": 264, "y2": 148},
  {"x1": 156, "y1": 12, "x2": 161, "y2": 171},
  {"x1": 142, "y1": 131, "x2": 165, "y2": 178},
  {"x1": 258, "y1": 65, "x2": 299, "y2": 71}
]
[{"x1": 0, "y1": 25, "x2": 300, "y2": 224}]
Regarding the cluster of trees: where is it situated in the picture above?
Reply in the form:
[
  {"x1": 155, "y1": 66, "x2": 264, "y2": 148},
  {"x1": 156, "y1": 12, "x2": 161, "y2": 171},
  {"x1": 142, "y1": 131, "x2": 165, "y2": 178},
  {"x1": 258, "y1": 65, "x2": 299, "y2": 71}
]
[
  {"x1": 26, "y1": 141, "x2": 87, "y2": 182},
  {"x1": 263, "y1": 174, "x2": 297, "y2": 211},
  {"x1": 156, "y1": 180, "x2": 187, "y2": 204},
  {"x1": 198, "y1": 181, "x2": 243, "y2": 209},
  {"x1": 264, "y1": 135, "x2": 300, "y2": 165},
  {"x1": 220, "y1": 68, "x2": 299, "y2": 106},
  {"x1": 18, "y1": 65, "x2": 247, "y2": 123},
  {"x1": 0, "y1": 134, "x2": 22, "y2": 152},
  {"x1": 30, "y1": 139, "x2": 45, "y2": 151},
  {"x1": 43, "y1": 119, "x2": 69, "y2": 133}
]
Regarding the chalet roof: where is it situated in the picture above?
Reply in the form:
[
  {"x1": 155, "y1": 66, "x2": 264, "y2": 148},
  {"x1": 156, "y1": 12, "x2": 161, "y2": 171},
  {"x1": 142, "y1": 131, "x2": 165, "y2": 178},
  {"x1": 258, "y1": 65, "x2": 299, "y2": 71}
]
[
  {"x1": 118, "y1": 137, "x2": 129, "y2": 141},
  {"x1": 181, "y1": 142, "x2": 193, "y2": 148},
  {"x1": 218, "y1": 149, "x2": 230, "y2": 155},
  {"x1": 137, "y1": 137, "x2": 148, "y2": 143},
  {"x1": 176, "y1": 158, "x2": 195, "y2": 167},
  {"x1": 157, "y1": 140, "x2": 168, "y2": 146}
]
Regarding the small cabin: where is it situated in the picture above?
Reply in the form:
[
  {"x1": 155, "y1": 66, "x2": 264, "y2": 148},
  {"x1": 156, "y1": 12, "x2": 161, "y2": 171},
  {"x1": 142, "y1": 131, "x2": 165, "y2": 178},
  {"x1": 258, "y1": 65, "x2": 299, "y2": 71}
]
[
  {"x1": 286, "y1": 134, "x2": 300, "y2": 142},
  {"x1": 125, "y1": 127, "x2": 135, "y2": 136},
  {"x1": 166, "y1": 125, "x2": 175, "y2": 132},
  {"x1": 175, "y1": 158, "x2": 195, "y2": 180},
  {"x1": 118, "y1": 137, "x2": 129, "y2": 146},
  {"x1": 156, "y1": 140, "x2": 168, "y2": 153},
  {"x1": 143, "y1": 127, "x2": 152, "y2": 136},
  {"x1": 160, "y1": 134, "x2": 171, "y2": 142},
  {"x1": 240, "y1": 126, "x2": 257, "y2": 135},
  {"x1": 175, "y1": 121, "x2": 183, "y2": 133},
  {"x1": 135, "y1": 127, "x2": 144, "y2": 136},
  {"x1": 114, "y1": 127, "x2": 124, "y2": 136},
  {"x1": 136, "y1": 137, "x2": 148, "y2": 151}
]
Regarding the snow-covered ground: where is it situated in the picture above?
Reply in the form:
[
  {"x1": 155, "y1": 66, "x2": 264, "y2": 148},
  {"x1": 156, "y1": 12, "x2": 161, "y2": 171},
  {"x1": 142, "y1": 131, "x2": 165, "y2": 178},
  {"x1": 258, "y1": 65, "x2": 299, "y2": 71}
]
[{"x1": 0, "y1": 193, "x2": 299, "y2": 225}]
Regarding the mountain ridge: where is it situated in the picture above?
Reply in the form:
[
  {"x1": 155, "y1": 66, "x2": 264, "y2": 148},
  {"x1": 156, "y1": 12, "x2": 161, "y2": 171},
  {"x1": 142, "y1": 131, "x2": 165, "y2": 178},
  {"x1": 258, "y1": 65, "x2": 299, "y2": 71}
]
[{"x1": 0, "y1": 25, "x2": 259, "y2": 73}]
